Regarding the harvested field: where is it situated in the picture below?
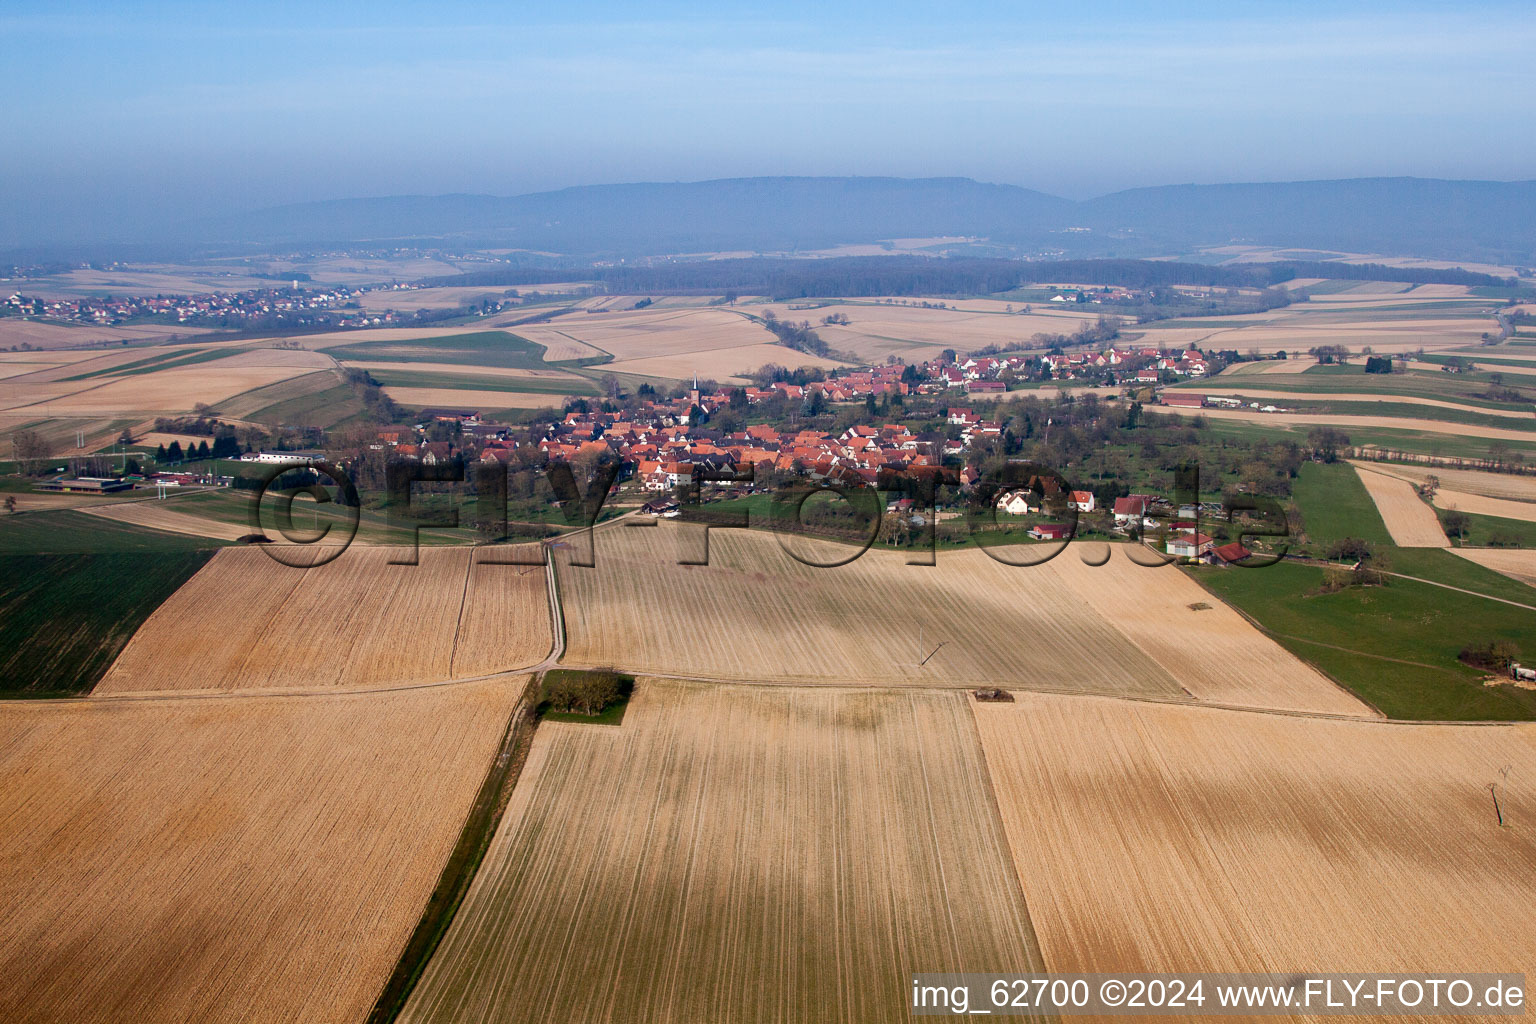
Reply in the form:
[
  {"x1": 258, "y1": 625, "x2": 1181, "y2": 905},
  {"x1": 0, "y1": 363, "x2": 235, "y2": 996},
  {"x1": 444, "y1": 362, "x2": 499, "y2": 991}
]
[
  {"x1": 0, "y1": 414, "x2": 139, "y2": 457},
  {"x1": 0, "y1": 319, "x2": 217, "y2": 350},
  {"x1": 1348, "y1": 462, "x2": 1536, "y2": 503},
  {"x1": 513, "y1": 307, "x2": 774, "y2": 362},
  {"x1": 1451, "y1": 548, "x2": 1536, "y2": 588},
  {"x1": 1433, "y1": 489, "x2": 1536, "y2": 523},
  {"x1": 95, "y1": 545, "x2": 550, "y2": 694},
  {"x1": 762, "y1": 302, "x2": 1097, "y2": 361},
  {"x1": 1191, "y1": 406, "x2": 1536, "y2": 442},
  {"x1": 557, "y1": 525, "x2": 1368, "y2": 713},
  {"x1": 974, "y1": 692, "x2": 1536, "y2": 979},
  {"x1": 80, "y1": 501, "x2": 254, "y2": 541},
  {"x1": 400, "y1": 679, "x2": 1044, "y2": 1024},
  {"x1": 0, "y1": 679, "x2": 519, "y2": 1024},
  {"x1": 1354, "y1": 466, "x2": 1449, "y2": 546},
  {"x1": 1, "y1": 350, "x2": 327, "y2": 417},
  {"x1": 1054, "y1": 555, "x2": 1372, "y2": 715},
  {"x1": 1201, "y1": 389, "x2": 1536, "y2": 420}
]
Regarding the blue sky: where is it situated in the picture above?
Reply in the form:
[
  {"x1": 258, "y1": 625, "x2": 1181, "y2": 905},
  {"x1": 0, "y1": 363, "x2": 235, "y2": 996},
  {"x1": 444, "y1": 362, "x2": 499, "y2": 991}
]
[{"x1": 2, "y1": 1, "x2": 1533, "y2": 243}]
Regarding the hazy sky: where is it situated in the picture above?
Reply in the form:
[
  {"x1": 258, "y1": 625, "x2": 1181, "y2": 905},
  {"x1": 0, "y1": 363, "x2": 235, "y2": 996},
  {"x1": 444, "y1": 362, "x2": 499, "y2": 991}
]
[{"x1": 3, "y1": 0, "x2": 1534, "y2": 244}]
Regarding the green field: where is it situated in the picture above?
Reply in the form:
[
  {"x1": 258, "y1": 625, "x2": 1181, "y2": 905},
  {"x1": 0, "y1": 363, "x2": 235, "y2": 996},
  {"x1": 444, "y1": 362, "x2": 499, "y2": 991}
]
[
  {"x1": 0, "y1": 550, "x2": 213, "y2": 694},
  {"x1": 365, "y1": 369, "x2": 599, "y2": 396},
  {"x1": 328, "y1": 330, "x2": 605, "y2": 370},
  {"x1": 0, "y1": 508, "x2": 227, "y2": 554},
  {"x1": 1192, "y1": 417, "x2": 1536, "y2": 460},
  {"x1": 1186, "y1": 365, "x2": 1536, "y2": 412},
  {"x1": 251, "y1": 383, "x2": 365, "y2": 428},
  {"x1": 1439, "y1": 508, "x2": 1536, "y2": 548},
  {"x1": 1290, "y1": 461, "x2": 1393, "y2": 552},
  {"x1": 1195, "y1": 559, "x2": 1536, "y2": 720},
  {"x1": 1193, "y1": 457, "x2": 1536, "y2": 720}
]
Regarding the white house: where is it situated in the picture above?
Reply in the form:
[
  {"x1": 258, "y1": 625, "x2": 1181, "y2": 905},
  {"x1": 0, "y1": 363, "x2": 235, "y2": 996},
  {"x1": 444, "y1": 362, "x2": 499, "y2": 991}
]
[{"x1": 996, "y1": 490, "x2": 1032, "y2": 516}]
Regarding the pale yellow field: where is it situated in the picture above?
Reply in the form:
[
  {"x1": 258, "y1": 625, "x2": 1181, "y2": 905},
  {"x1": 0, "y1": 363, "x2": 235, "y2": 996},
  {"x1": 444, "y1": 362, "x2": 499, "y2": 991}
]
[
  {"x1": 1451, "y1": 548, "x2": 1536, "y2": 588},
  {"x1": 1190, "y1": 406, "x2": 1536, "y2": 443},
  {"x1": 1055, "y1": 554, "x2": 1372, "y2": 715},
  {"x1": 0, "y1": 358, "x2": 72, "y2": 381},
  {"x1": 1406, "y1": 359, "x2": 1536, "y2": 379},
  {"x1": 1213, "y1": 359, "x2": 1302, "y2": 376},
  {"x1": 383, "y1": 386, "x2": 573, "y2": 411},
  {"x1": 974, "y1": 692, "x2": 1536, "y2": 981},
  {"x1": 0, "y1": 414, "x2": 140, "y2": 458},
  {"x1": 1354, "y1": 466, "x2": 1449, "y2": 547},
  {"x1": 1203, "y1": 388, "x2": 1536, "y2": 420},
  {"x1": 762, "y1": 302, "x2": 1098, "y2": 361},
  {"x1": 557, "y1": 525, "x2": 1367, "y2": 713},
  {"x1": 1434, "y1": 489, "x2": 1536, "y2": 524},
  {"x1": 0, "y1": 319, "x2": 217, "y2": 349},
  {"x1": 0, "y1": 349, "x2": 329, "y2": 417},
  {"x1": 511, "y1": 307, "x2": 778, "y2": 364},
  {"x1": 0, "y1": 680, "x2": 518, "y2": 1024},
  {"x1": 1348, "y1": 462, "x2": 1536, "y2": 516},
  {"x1": 96, "y1": 545, "x2": 550, "y2": 694},
  {"x1": 1347, "y1": 462, "x2": 1536, "y2": 503},
  {"x1": 1185, "y1": 319, "x2": 1493, "y2": 357},
  {"x1": 400, "y1": 679, "x2": 1044, "y2": 1024}
]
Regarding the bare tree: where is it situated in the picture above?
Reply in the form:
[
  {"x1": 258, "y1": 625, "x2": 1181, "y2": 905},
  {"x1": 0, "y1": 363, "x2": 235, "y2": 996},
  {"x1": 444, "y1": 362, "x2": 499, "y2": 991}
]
[{"x1": 10, "y1": 429, "x2": 50, "y2": 476}]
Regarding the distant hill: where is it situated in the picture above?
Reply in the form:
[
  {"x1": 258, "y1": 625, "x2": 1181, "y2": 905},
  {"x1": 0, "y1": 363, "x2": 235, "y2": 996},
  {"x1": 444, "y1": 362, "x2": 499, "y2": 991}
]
[{"x1": 162, "y1": 175, "x2": 1536, "y2": 266}]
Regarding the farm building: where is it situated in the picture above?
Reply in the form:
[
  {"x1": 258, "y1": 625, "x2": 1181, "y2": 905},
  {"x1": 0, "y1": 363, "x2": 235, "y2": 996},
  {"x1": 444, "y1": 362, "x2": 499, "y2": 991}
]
[
  {"x1": 1028, "y1": 523, "x2": 1071, "y2": 541},
  {"x1": 37, "y1": 476, "x2": 132, "y2": 493},
  {"x1": 1213, "y1": 541, "x2": 1252, "y2": 564},
  {"x1": 1161, "y1": 392, "x2": 1206, "y2": 409},
  {"x1": 1167, "y1": 533, "x2": 1216, "y2": 560}
]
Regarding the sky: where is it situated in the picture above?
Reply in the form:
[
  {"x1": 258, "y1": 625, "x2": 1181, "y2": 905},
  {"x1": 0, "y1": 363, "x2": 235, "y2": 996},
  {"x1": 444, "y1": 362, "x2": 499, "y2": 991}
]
[{"x1": 2, "y1": 0, "x2": 1534, "y2": 246}]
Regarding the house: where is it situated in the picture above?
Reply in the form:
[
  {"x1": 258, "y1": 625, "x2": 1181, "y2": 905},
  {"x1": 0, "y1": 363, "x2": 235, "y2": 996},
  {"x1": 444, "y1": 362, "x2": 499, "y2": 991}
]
[
  {"x1": 1068, "y1": 490, "x2": 1095, "y2": 512},
  {"x1": 1212, "y1": 541, "x2": 1252, "y2": 565},
  {"x1": 946, "y1": 407, "x2": 976, "y2": 426},
  {"x1": 996, "y1": 490, "x2": 1032, "y2": 516},
  {"x1": 417, "y1": 407, "x2": 480, "y2": 423},
  {"x1": 420, "y1": 442, "x2": 455, "y2": 465},
  {"x1": 1166, "y1": 533, "x2": 1216, "y2": 560},
  {"x1": 640, "y1": 498, "x2": 680, "y2": 517},
  {"x1": 1028, "y1": 523, "x2": 1071, "y2": 541},
  {"x1": 1112, "y1": 496, "x2": 1150, "y2": 527}
]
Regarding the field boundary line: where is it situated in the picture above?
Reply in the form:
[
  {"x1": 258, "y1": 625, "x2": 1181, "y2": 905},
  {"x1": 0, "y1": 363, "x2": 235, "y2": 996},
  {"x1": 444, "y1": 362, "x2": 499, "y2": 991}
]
[
  {"x1": 365, "y1": 674, "x2": 541, "y2": 1024},
  {"x1": 1181, "y1": 569, "x2": 1387, "y2": 719},
  {"x1": 446, "y1": 548, "x2": 474, "y2": 678},
  {"x1": 960, "y1": 694, "x2": 1053, "y2": 975}
]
